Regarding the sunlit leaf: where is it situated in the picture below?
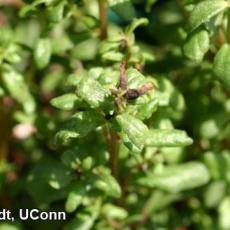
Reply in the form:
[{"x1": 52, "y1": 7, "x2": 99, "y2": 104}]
[
  {"x1": 189, "y1": 0, "x2": 229, "y2": 32},
  {"x1": 139, "y1": 162, "x2": 210, "y2": 193},
  {"x1": 214, "y1": 44, "x2": 230, "y2": 88},
  {"x1": 34, "y1": 38, "x2": 51, "y2": 69},
  {"x1": 1, "y1": 66, "x2": 36, "y2": 113},
  {"x1": 183, "y1": 29, "x2": 210, "y2": 62}
]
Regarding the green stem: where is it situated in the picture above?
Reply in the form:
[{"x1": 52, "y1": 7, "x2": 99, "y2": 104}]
[{"x1": 98, "y1": 0, "x2": 108, "y2": 39}]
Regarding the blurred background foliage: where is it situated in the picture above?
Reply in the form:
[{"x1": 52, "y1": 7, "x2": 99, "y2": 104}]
[{"x1": 1, "y1": 0, "x2": 230, "y2": 229}]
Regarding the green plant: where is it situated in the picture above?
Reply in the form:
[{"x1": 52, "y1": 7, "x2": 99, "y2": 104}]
[{"x1": 1, "y1": 0, "x2": 230, "y2": 229}]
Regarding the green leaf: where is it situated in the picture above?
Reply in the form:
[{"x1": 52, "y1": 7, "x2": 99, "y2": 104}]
[
  {"x1": 19, "y1": 5, "x2": 37, "y2": 17},
  {"x1": 117, "y1": 114, "x2": 191, "y2": 152},
  {"x1": 0, "y1": 223, "x2": 22, "y2": 230},
  {"x1": 65, "y1": 200, "x2": 101, "y2": 230},
  {"x1": 146, "y1": 129, "x2": 193, "y2": 147},
  {"x1": 99, "y1": 41, "x2": 120, "y2": 54},
  {"x1": 55, "y1": 111, "x2": 104, "y2": 144},
  {"x1": 125, "y1": 87, "x2": 158, "y2": 121},
  {"x1": 51, "y1": 93, "x2": 81, "y2": 110},
  {"x1": 98, "y1": 68, "x2": 119, "y2": 87},
  {"x1": 125, "y1": 69, "x2": 158, "y2": 120},
  {"x1": 65, "y1": 214, "x2": 94, "y2": 230},
  {"x1": 4, "y1": 43, "x2": 21, "y2": 63},
  {"x1": 189, "y1": 0, "x2": 229, "y2": 32},
  {"x1": 51, "y1": 35, "x2": 74, "y2": 54},
  {"x1": 27, "y1": 180, "x2": 67, "y2": 207},
  {"x1": 34, "y1": 0, "x2": 57, "y2": 6},
  {"x1": 48, "y1": 1, "x2": 66, "y2": 23},
  {"x1": 108, "y1": 0, "x2": 136, "y2": 21},
  {"x1": 125, "y1": 18, "x2": 149, "y2": 45},
  {"x1": 101, "y1": 204, "x2": 128, "y2": 220},
  {"x1": 202, "y1": 151, "x2": 230, "y2": 180},
  {"x1": 61, "y1": 146, "x2": 94, "y2": 171},
  {"x1": 94, "y1": 167, "x2": 121, "y2": 198},
  {"x1": 146, "y1": 0, "x2": 157, "y2": 12},
  {"x1": 154, "y1": 77, "x2": 175, "y2": 106},
  {"x1": 214, "y1": 44, "x2": 230, "y2": 88},
  {"x1": 161, "y1": 147, "x2": 185, "y2": 164},
  {"x1": 77, "y1": 76, "x2": 113, "y2": 111},
  {"x1": 126, "y1": 68, "x2": 147, "y2": 88},
  {"x1": 88, "y1": 67, "x2": 104, "y2": 80},
  {"x1": 155, "y1": 77, "x2": 186, "y2": 120},
  {"x1": 41, "y1": 70, "x2": 64, "y2": 93},
  {"x1": 81, "y1": 15, "x2": 99, "y2": 29},
  {"x1": 34, "y1": 38, "x2": 51, "y2": 69},
  {"x1": 1, "y1": 66, "x2": 36, "y2": 113},
  {"x1": 218, "y1": 197, "x2": 230, "y2": 230},
  {"x1": 139, "y1": 162, "x2": 210, "y2": 193},
  {"x1": 120, "y1": 132, "x2": 143, "y2": 153},
  {"x1": 131, "y1": 98, "x2": 158, "y2": 120},
  {"x1": 143, "y1": 190, "x2": 182, "y2": 212},
  {"x1": 65, "y1": 186, "x2": 86, "y2": 213},
  {"x1": 66, "y1": 73, "x2": 85, "y2": 87},
  {"x1": 20, "y1": 0, "x2": 57, "y2": 16},
  {"x1": 183, "y1": 29, "x2": 210, "y2": 62},
  {"x1": 29, "y1": 159, "x2": 73, "y2": 190},
  {"x1": 126, "y1": 18, "x2": 149, "y2": 36},
  {"x1": 101, "y1": 51, "x2": 124, "y2": 62},
  {"x1": 0, "y1": 87, "x2": 5, "y2": 96},
  {"x1": 71, "y1": 38, "x2": 99, "y2": 61},
  {"x1": 116, "y1": 113, "x2": 149, "y2": 151},
  {"x1": 204, "y1": 181, "x2": 226, "y2": 208}
]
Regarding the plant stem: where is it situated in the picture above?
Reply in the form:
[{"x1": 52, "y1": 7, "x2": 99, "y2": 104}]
[
  {"x1": 98, "y1": 0, "x2": 108, "y2": 39},
  {"x1": 0, "y1": 0, "x2": 23, "y2": 8},
  {"x1": 103, "y1": 126, "x2": 119, "y2": 177},
  {"x1": 131, "y1": 192, "x2": 156, "y2": 227},
  {"x1": 216, "y1": 25, "x2": 226, "y2": 48},
  {"x1": 227, "y1": 9, "x2": 230, "y2": 42},
  {"x1": 0, "y1": 110, "x2": 9, "y2": 160},
  {"x1": 0, "y1": 98, "x2": 13, "y2": 160}
]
